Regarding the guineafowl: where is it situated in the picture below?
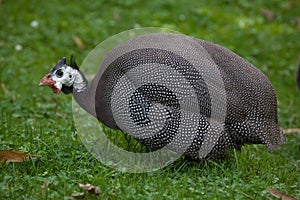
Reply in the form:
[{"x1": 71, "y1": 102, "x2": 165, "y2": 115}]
[{"x1": 40, "y1": 33, "x2": 285, "y2": 160}]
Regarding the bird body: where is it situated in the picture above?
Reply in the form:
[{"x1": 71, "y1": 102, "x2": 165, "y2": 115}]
[{"x1": 40, "y1": 33, "x2": 285, "y2": 160}]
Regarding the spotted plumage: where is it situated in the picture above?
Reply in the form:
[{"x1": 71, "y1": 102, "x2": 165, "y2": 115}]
[{"x1": 40, "y1": 33, "x2": 285, "y2": 160}]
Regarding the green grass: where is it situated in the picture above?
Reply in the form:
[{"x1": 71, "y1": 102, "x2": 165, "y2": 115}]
[{"x1": 0, "y1": 0, "x2": 299, "y2": 199}]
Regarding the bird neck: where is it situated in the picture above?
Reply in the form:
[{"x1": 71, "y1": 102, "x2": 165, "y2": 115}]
[
  {"x1": 73, "y1": 70, "x2": 88, "y2": 93},
  {"x1": 72, "y1": 71, "x2": 97, "y2": 118}
]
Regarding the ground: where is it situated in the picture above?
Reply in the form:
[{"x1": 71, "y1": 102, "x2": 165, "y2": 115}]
[{"x1": 0, "y1": 0, "x2": 299, "y2": 199}]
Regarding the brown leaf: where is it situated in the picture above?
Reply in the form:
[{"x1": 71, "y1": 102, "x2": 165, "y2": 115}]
[
  {"x1": 0, "y1": 150, "x2": 41, "y2": 163},
  {"x1": 282, "y1": 128, "x2": 300, "y2": 134},
  {"x1": 72, "y1": 35, "x2": 85, "y2": 49},
  {"x1": 113, "y1": 11, "x2": 120, "y2": 21},
  {"x1": 262, "y1": 9, "x2": 275, "y2": 21},
  {"x1": 41, "y1": 180, "x2": 50, "y2": 193},
  {"x1": 297, "y1": 17, "x2": 300, "y2": 31},
  {"x1": 268, "y1": 187, "x2": 298, "y2": 200},
  {"x1": 71, "y1": 183, "x2": 100, "y2": 199},
  {"x1": 71, "y1": 192, "x2": 85, "y2": 199},
  {"x1": 1, "y1": 82, "x2": 9, "y2": 94},
  {"x1": 78, "y1": 183, "x2": 99, "y2": 195}
]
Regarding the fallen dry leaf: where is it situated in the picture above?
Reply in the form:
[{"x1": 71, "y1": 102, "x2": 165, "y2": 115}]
[
  {"x1": 41, "y1": 180, "x2": 50, "y2": 193},
  {"x1": 78, "y1": 183, "x2": 99, "y2": 195},
  {"x1": 297, "y1": 17, "x2": 300, "y2": 31},
  {"x1": 71, "y1": 183, "x2": 100, "y2": 199},
  {"x1": 282, "y1": 128, "x2": 300, "y2": 134},
  {"x1": 1, "y1": 82, "x2": 9, "y2": 94},
  {"x1": 71, "y1": 192, "x2": 85, "y2": 199},
  {"x1": 0, "y1": 150, "x2": 41, "y2": 163},
  {"x1": 262, "y1": 9, "x2": 276, "y2": 21},
  {"x1": 268, "y1": 187, "x2": 298, "y2": 200},
  {"x1": 72, "y1": 35, "x2": 85, "y2": 49},
  {"x1": 113, "y1": 11, "x2": 121, "y2": 21}
]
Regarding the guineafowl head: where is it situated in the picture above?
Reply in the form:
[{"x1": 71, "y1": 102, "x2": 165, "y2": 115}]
[{"x1": 39, "y1": 57, "x2": 79, "y2": 94}]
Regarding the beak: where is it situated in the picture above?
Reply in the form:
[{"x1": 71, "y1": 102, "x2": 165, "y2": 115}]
[{"x1": 39, "y1": 73, "x2": 61, "y2": 94}]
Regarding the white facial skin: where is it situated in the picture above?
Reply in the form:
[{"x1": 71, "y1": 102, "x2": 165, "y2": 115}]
[
  {"x1": 51, "y1": 65, "x2": 78, "y2": 91},
  {"x1": 39, "y1": 64, "x2": 78, "y2": 94}
]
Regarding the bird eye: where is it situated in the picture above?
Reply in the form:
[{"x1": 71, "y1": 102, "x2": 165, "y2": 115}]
[{"x1": 55, "y1": 69, "x2": 64, "y2": 78}]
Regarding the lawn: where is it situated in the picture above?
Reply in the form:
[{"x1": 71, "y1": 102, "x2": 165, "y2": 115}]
[{"x1": 0, "y1": 0, "x2": 299, "y2": 199}]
